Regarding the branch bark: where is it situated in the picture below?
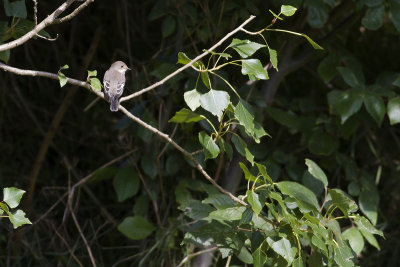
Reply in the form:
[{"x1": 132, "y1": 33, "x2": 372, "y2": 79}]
[
  {"x1": 119, "y1": 15, "x2": 256, "y2": 102},
  {"x1": 0, "y1": 0, "x2": 94, "y2": 52},
  {"x1": 0, "y1": 61, "x2": 248, "y2": 207}
]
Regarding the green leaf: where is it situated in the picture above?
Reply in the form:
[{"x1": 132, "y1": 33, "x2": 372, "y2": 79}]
[
  {"x1": 334, "y1": 90, "x2": 363, "y2": 124},
  {"x1": 305, "y1": 159, "x2": 328, "y2": 187},
  {"x1": 4, "y1": 0, "x2": 27, "y2": 18},
  {"x1": 281, "y1": 5, "x2": 297, "y2": 16},
  {"x1": 239, "y1": 208, "x2": 253, "y2": 225},
  {"x1": 354, "y1": 215, "x2": 384, "y2": 237},
  {"x1": 198, "y1": 131, "x2": 220, "y2": 160},
  {"x1": 387, "y1": 96, "x2": 400, "y2": 125},
  {"x1": 334, "y1": 242, "x2": 355, "y2": 267},
  {"x1": 246, "y1": 190, "x2": 263, "y2": 215},
  {"x1": 266, "y1": 106, "x2": 299, "y2": 129},
  {"x1": 241, "y1": 59, "x2": 269, "y2": 80},
  {"x1": 60, "y1": 64, "x2": 69, "y2": 70},
  {"x1": 231, "y1": 135, "x2": 254, "y2": 165},
  {"x1": 269, "y1": 10, "x2": 284, "y2": 21},
  {"x1": 237, "y1": 246, "x2": 253, "y2": 264},
  {"x1": 276, "y1": 181, "x2": 320, "y2": 211},
  {"x1": 328, "y1": 189, "x2": 358, "y2": 217},
  {"x1": 161, "y1": 15, "x2": 176, "y2": 38},
  {"x1": 209, "y1": 206, "x2": 246, "y2": 221},
  {"x1": 234, "y1": 99, "x2": 255, "y2": 136},
  {"x1": 0, "y1": 39, "x2": 10, "y2": 63},
  {"x1": 87, "y1": 70, "x2": 97, "y2": 77},
  {"x1": 307, "y1": 3, "x2": 329, "y2": 28},
  {"x1": 391, "y1": 0, "x2": 400, "y2": 32},
  {"x1": 359, "y1": 189, "x2": 379, "y2": 225},
  {"x1": 218, "y1": 138, "x2": 233, "y2": 160},
  {"x1": 177, "y1": 52, "x2": 191, "y2": 65},
  {"x1": 337, "y1": 67, "x2": 364, "y2": 88},
  {"x1": 113, "y1": 165, "x2": 140, "y2": 202},
  {"x1": 271, "y1": 237, "x2": 295, "y2": 265},
  {"x1": 318, "y1": 54, "x2": 340, "y2": 82},
  {"x1": 362, "y1": 5, "x2": 385, "y2": 30},
  {"x1": 360, "y1": 228, "x2": 380, "y2": 250},
  {"x1": 58, "y1": 65, "x2": 69, "y2": 87},
  {"x1": 203, "y1": 193, "x2": 236, "y2": 209},
  {"x1": 58, "y1": 72, "x2": 67, "y2": 87},
  {"x1": 140, "y1": 154, "x2": 157, "y2": 178},
  {"x1": 308, "y1": 131, "x2": 337, "y2": 156},
  {"x1": 364, "y1": 95, "x2": 385, "y2": 126},
  {"x1": 200, "y1": 89, "x2": 230, "y2": 121},
  {"x1": 184, "y1": 89, "x2": 201, "y2": 111},
  {"x1": 90, "y1": 78, "x2": 102, "y2": 91},
  {"x1": 169, "y1": 108, "x2": 204, "y2": 123},
  {"x1": 268, "y1": 47, "x2": 278, "y2": 70},
  {"x1": 239, "y1": 162, "x2": 256, "y2": 181},
  {"x1": 254, "y1": 121, "x2": 270, "y2": 143},
  {"x1": 228, "y1": 38, "x2": 266, "y2": 58},
  {"x1": 201, "y1": 72, "x2": 212, "y2": 89},
  {"x1": 117, "y1": 216, "x2": 155, "y2": 240},
  {"x1": 311, "y1": 235, "x2": 328, "y2": 257},
  {"x1": 3, "y1": 187, "x2": 25, "y2": 208},
  {"x1": 252, "y1": 247, "x2": 267, "y2": 267},
  {"x1": 9, "y1": 209, "x2": 31, "y2": 229},
  {"x1": 343, "y1": 227, "x2": 365, "y2": 255},
  {"x1": 255, "y1": 162, "x2": 273, "y2": 184}
]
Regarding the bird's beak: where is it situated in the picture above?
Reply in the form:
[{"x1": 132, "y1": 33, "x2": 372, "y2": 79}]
[{"x1": 126, "y1": 67, "x2": 131, "y2": 71}]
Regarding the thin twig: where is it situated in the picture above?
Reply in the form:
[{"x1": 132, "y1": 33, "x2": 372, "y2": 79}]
[
  {"x1": 53, "y1": 0, "x2": 95, "y2": 25},
  {"x1": 0, "y1": 17, "x2": 257, "y2": 208},
  {"x1": 177, "y1": 247, "x2": 218, "y2": 267},
  {"x1": 32, "y1": 0, "x2": 38, "y2": 25},
  {"x1": 120, "y1": 15, "x2": 256, "y2": 102},
  {"x1": 135, "y1": 165, "x2": 163, "y2": 228},
  {"x1": 69, "y1": 202, "x2": 97, "y2": 267},
  {"x1": 0, "y1": 0, "x2": 94, "y2": 52}
]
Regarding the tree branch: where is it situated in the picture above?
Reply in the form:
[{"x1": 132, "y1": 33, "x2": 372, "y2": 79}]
[
  {"x1": 0, "y1": 62, "x2": 248, "y2": 207},
  {"x1": 119, "y1": 15, "x2": 256, "y2": 103},
  {"x1": 0, "y1": 0, "x2": 94, "y2": 52}
]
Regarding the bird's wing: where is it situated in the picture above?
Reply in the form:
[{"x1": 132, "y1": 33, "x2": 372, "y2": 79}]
[{"x1": 103, "y1": 70, "x2": 111, "y2": 94}]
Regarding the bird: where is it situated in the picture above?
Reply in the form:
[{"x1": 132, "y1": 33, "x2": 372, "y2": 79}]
[{"x1": 103, "y1": 61, "x2": 130, "y2": 112}]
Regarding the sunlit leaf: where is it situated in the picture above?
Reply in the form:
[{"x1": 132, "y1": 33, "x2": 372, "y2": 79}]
[
  {"x1": 3, "y1": 187, "x2": 25, "y2": 208},
  {"x1": 241, "y1": 59, "x2": 269, "y2": 80},
  {"x1": 9, "y1": 209, "x2": 31, "y2": 229},
  {"x1": 328, "y1": 188, "x2": 358, "y2": 217},
  {"x1": 184, "y1": 89, "x2": 201, "y2": 111},
  {"x1": 228, "y1": 38, "x2": 266, "y2": 58},
  {"x1": 343, "y1": 227, "x2": 365, "y2": 255},
  {"x1": 305, "y1": 159, "x2": 328, "y2": 187},
  {"x1": 276, "y1": 181, "x2": 320, "y2": 211},
  {"x1": 200, "y1": 89, "x2": 230, "y2": 121},
  {"x1": 387, "y1": 96, "x2": 400, "y2": 125},
  {"x1": 246, "y1": 190, "x2": 263, "y2": 215},
  {"x1": 281, "y1": 5, "x2": 297, "y2": 16},
  {"x1": 90, "y1": 77, "x2": 102, "y2": 91},
  {"x1": 198, "y1": 131, "x2": 220, "y2": 160}
]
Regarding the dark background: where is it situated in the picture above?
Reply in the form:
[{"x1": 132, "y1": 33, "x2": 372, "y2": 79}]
[{"x1": 1, "y1": 0, "x2": 400, "y2": 266}]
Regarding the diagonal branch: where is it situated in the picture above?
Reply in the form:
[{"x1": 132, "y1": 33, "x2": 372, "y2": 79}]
[
  {"x1": 0, "y1": 0, "x2": 95, "y2": 52},
  {"x1": 119, "y1": 15, "x2": 256, "y2": 103},
  {"x1": 0, "y1": 62, "x2": 247, "y2": 207}
]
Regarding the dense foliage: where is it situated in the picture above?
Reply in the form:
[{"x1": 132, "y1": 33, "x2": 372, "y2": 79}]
[{"x1": 1, "y1": 0, "x2": 399, "y2": 266}]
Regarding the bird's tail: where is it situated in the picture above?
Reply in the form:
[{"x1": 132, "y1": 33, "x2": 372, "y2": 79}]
[{"x1": 110, "y1": 95, "x2": 120, "y2": 112}]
